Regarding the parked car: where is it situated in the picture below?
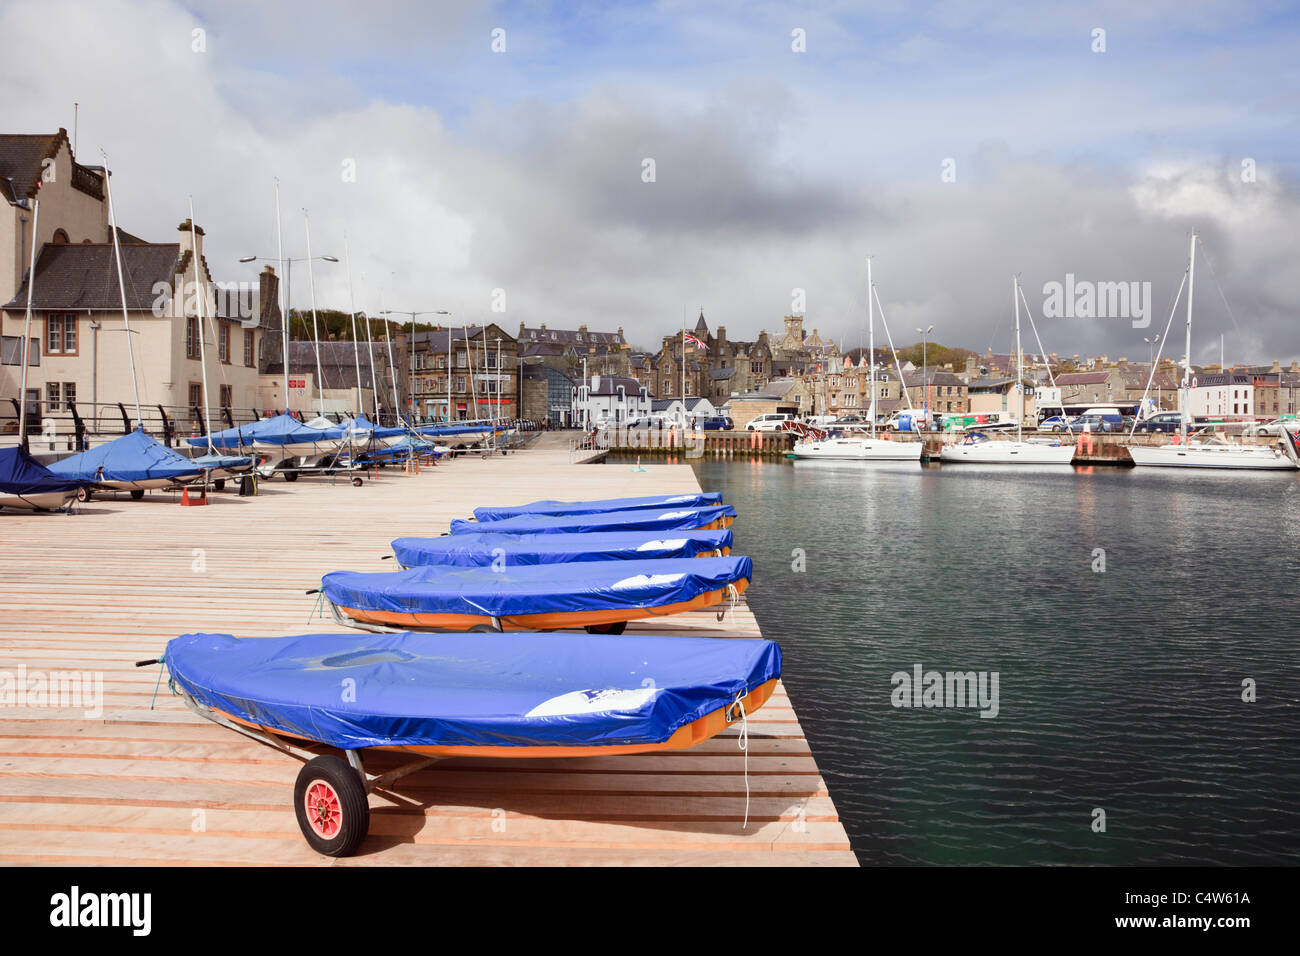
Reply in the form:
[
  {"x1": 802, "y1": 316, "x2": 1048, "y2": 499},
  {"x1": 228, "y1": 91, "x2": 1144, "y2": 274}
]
[
  {"x1": 1039, "y1": 415, "x2": 1077, "y2": 433},
  {"x1": 1074, "y1": 413, "x2": 1123, "y2": 433},
  {"x1": 702, "y1": 416, "x2": 734, "y2": 431},
  {"x1": 746, "y1": 413, "x2": 794, "y2": 432},
  {"x1": 1246, "y1": 417, "x2": 1300, "y2": 437}
]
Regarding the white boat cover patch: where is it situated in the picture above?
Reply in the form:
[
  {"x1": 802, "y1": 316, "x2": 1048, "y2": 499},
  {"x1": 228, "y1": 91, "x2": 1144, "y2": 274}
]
[{"x1": 526, "y1": 686, "x2": 660, "y2": 717}]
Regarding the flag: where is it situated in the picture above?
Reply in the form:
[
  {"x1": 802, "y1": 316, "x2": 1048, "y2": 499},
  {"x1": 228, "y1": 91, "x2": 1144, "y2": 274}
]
[{"x1": 683, "y1": 332, "x2": 708, "y2": 351}]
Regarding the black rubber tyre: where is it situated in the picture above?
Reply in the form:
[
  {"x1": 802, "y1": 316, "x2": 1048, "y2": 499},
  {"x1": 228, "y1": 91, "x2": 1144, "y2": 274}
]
[
  {"x1": 130, "y1": 489, "x2": 144, "y2": 500},
  {"x1": 352, "y1": 477, "x2": 363, "y2": 487},
  {"x1": 293, "y1": 755, "x2": 369, "y2": 857},
  {"x1": 585, "y1": 621, "x2": 628, "y2": 635},
  {"x1": 283, "y1": 469, "x2": 299, "y2": 483},
  {"x1": 77, "y1": 487, "x2": 93, "y2": 502}
]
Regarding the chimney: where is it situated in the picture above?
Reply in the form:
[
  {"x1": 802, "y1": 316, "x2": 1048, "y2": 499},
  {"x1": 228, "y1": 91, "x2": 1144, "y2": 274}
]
[
  {"x1": 1270, "y1": 359, "x2": 1281, "y2": 372},
  {"x1": 1118, "y1": 357, "x2": 1128, "y2": 369},
  {"x1": 965, "y1": 355, "x2": 977, "y2": 378},
  {"x1": 579, "y1": 324, "x2": 587, "y2": 334}
]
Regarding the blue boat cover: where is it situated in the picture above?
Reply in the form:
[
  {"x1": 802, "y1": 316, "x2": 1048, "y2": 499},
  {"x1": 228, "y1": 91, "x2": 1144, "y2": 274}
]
[
  {"x1": 415, "y1": 424, "x2": 499, "y2": 438},
  {"x1": 164, "y1": 631, "x2": 780, "y2": 750},
  {"x1": 190, "y1": 452, "x2": 253, "y2": 471},
  {"x1": 48, "y1": 427, "x2": 205, "y2": 485},
  {"x1": 449, "y1": 504, "x2": 736, "y2": 536},
  {"x1": 341, "y1": 415, "x2": 408, "y2": 441},
  {"x1": 0, "y1": 446, "x2": 83, "y2": 497},
  {"x1": 392, "y1": 528, "x2": 733, "y2": 568},
  {"x1": 473, "y1": 492, "x2": 723, "y2": 521},
  {"x1": 322, "y1": 555, "x2": 751, "y2": 618},
  {"x1": 188, "y1": 413, "x2": 343, "y2": 450}
]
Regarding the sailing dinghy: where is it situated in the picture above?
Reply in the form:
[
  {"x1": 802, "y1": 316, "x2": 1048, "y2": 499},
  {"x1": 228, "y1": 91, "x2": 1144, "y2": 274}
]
[
  {"x1": 0, "y1": 446, "x2": 83, "y2": 511},
  {"x1": 473, "y1": 492, "x2": 724, "y2": 521},
  {"x1": 151, "y1": 630, "x2": 780, "y2": 855},
  {"x1": 450, "y1": 504, "x2": 736, "y2": 535},
  {"x1": 318, "y1": 555, "x2": 751, "y2": 633},
  {"x1": 49, "y1": 426, "x2": 206, "y2": 496},
  {"x1": 391, "y1": 527, "x2": 733, "y2": 568}
]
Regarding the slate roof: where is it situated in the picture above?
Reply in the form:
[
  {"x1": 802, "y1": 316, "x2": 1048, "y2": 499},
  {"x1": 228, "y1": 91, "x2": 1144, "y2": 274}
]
[
  {"x1": 1055, "y1": 371, "x2": 1111, "y2": 386},
  {"x1": 3, "y1": 242, "x2": 183, "y2": 311},
  {"x1": 0, "y1": 131, "x2": 63, "y2": 203},
  {"x1": 262, "y1": 341, "x2": 388, "y2": 389},
  {"x1": 518, "y1": 326, "x2": 625, "y2": 348}
]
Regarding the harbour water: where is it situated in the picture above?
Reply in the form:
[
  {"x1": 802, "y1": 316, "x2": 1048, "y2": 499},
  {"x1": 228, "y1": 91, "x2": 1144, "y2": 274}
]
[{"x1": 614, "y1": 454, "x2": 1300, "y2": 865}]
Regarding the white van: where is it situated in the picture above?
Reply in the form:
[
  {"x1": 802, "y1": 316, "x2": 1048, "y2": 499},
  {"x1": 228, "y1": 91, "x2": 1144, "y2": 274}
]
[{"x1": 745, "y1": 413, "x2": 794, "y2": 432}]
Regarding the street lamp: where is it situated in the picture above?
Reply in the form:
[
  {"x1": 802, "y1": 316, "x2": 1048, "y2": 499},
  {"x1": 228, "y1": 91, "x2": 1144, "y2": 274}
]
[
  {"x1": 916, "y1": 325, "x2": 934, "y2": 425},
  {"x1": 382, "y1": 309, "x2": 450, "y2": 422}
]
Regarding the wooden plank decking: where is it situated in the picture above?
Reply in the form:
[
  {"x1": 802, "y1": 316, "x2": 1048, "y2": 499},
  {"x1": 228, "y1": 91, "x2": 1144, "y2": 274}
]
[{"x1": 0, "y1": 439, "x2": 856, "y2": 866}]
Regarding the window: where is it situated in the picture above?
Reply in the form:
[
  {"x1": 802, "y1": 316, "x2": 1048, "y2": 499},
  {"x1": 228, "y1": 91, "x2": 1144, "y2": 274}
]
[
  {"x1": 456, "y1": 377, "x2": 465, "y2": 392},
  {"x1": 456, "y1": 351, "x2": 466, "y2": 368},
  {"x1": 186, "y1": 316, "x2": 200, "y2": 359},
  {"x1": 62, "y1": 382, "x2": 76, "y2": 409},
  {"x1": 219, "y1": 322, "x2": 230, "y2": 363},
  {"x1": 1, "y1": 336, "x2": 40, "y2": 366},
  {"x1": 46, "y1": 314, "x2": 77, "y2": 355},
  {"x1": 244, "y1": 330, "x2": 254, "y2": 367},
  {"x1": 188, "y1": 383, "x2": 203, "y2": 409},
  {"x1": 46, "y1": 382, "x2": 61, "y2": 411},
  {"x1": 219, "y1": 384, "x2": 232, "y2": 408}
]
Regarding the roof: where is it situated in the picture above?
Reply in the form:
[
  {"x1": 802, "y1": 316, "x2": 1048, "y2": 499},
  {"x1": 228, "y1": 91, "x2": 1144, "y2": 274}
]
[
  {"x1": 967, "y1": 377, "x2": 1015, "y2": 391},
  {"x1": 651, "y1": 396, "x2": 710, "y2": 412},
  {"x1": 3, "y1": 242, "x2": 182, "y2": 311},
  {"x1": 585, "y1": 376, "x2": 643, "y2": 396},
  {"x1": 1056, "y1": 371, "x2": 1111, "y2": 385},
  {"x1": 903, "y1": 370, "x2": 965, "y2": 387},
  {"x1": 709, "y1": 367, "x2": 736, "y2": 380},
  {"x1": 733, "y1": 377, "x2": 803, "y2": 401},
  {"x1": 262, "y1": 341, "x2": 387, "y2": 388},
  {"x1": 694, "y1": 311, "x2": 708, "y2": 333},
  {"x1": 410, "y1": 326, "x2": 489, "y2": 350},
  {"x1": 518, "y1": 326, "x2": 625, "y2": 348},
  {"x1": 0, "y1": 131, "x2": 64, "y2": 204}
]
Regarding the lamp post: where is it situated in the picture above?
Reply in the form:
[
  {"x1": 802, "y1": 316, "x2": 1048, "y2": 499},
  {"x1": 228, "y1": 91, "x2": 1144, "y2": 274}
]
[
  {"x1": 382, "y1": 309, "x2": 450, "y2": 422},
  {"x1": 916, "y1": 325, "x2": 934, "y2": 426},
  {"x1": 238, "y1": 253, "x2": 338, "y2": 414}
]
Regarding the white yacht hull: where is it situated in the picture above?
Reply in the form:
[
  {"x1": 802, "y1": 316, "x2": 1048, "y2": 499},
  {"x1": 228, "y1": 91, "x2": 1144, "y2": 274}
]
[
  {"x1": 1126, "y1": 443, "x2": 1297, "y2": 470},
  {"x1": 792, "y1": 437, "x2": 923, "y2": 461},
  {"x1": 940, "y1": 440, "x2": 1075, "y2": 465}
]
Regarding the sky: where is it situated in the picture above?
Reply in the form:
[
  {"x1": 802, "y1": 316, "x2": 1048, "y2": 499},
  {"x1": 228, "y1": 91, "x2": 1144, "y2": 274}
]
[{"x1": 3, "y1": 0, "x2": 1298, "y2": 365}]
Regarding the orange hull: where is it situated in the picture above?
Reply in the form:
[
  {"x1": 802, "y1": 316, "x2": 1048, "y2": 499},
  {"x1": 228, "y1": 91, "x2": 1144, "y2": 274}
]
[
  {"x1": 336, "y1": 577, "x2": 749, "y2": 632},
  {"x1": 216, "y1": 677, "x2": 777, "y2": 758}
]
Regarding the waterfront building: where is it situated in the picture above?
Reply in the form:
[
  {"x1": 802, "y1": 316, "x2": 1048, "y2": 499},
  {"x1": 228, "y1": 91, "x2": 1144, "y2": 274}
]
[
  {"x1": 406, "y1": 323, "x2": 517, "y2": 421},
  {"x1": 520, "y1": 364, "x2": 576, "y2": 425},
  {"x1": 902, "y1": 369, "x2": 970, "y2": 416},
  {"x1": 569, "y1": 373, "x2": 649, "y2": 428},
  {"x1": 725, "y1": 376, "x2": 812, "y2": 428},
  {"x1": 517, "y1": 323, "x2": 631, "y2": 379},
  {"x1": 260, "y1": 339, "x2": 399, "y2": 420}
]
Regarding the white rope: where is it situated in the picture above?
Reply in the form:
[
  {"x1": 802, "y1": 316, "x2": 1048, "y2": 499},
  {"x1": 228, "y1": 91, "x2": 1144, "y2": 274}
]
[{"x1": 732, "y1": 694, "x2": 750, "y2": 829}]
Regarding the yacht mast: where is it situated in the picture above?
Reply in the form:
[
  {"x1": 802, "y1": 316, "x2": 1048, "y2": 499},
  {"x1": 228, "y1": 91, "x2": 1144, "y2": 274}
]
[
  {"x1": 103, "y1": 153, "x2": 143, "y2": 427},
  {"x1": 17, "y1": 198, "x2": 39, "y2": 448},
  {"x1": 188, "y1": 198, "x2": 214, "y2": 450},
  {"x1": 1182, "y1": 231, "x2": 1196, "y2": 442},
  {"x1": 1014, "y1": 274, "x2": 1023, "y2": 443},
  {"x1": 274, "y1": 180, "x2": 290, "y2": 415},
  {"x1": 303, "y1": 210, "x2": 326, "y2": 417},
  {"x1": 868, "y1": 257, "x2": 876, "y2": 438}
]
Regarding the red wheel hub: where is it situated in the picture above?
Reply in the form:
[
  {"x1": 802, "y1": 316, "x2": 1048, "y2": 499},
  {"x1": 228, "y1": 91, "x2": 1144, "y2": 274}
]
[{"x1": 304, "y1": 780, "x2": 342, "y2": 838}]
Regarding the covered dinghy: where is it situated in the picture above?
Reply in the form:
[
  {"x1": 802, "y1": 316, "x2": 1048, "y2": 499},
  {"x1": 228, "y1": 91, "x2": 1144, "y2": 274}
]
[
  {"x1": 165, "y1": 630, "x2": 780, "y2": 755},
  {"x1": 0, "y1": 446, "x2": 82, "y2": 511},
  {"x1": 191, "y1": 413, "x2": 343, "y2": 457},
  {"x1": 449, "y1": 503, "x2": 736, "y2": 536},
  {"x1": 320, "y1": 555, "x2": 752, "y2": 632},
  {"x1": 392, "y1": 527, "x2": 732, "y2": 568},
  {"x1": 48, "y1": 426, "x2": 205, "y2": 491},
  {"x1": 473, "y1": 492, "x2": 723, "y2": 522}
]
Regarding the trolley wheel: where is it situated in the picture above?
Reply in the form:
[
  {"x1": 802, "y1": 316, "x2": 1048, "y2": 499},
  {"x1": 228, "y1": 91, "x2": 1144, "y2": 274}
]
[
  {"x1": 352, "y1": 477, "x2": 364, "y2": 487},
  {"x1": 77, "y1": 487, "x2": 93, "y2": 502},
  {"x1": 584, "y1": 621, "x2": 627, "y2": 635},
  {"x1": 283, "y1": 469, "x2": 299, "y2": 483},
  {"x1": 130, "y1": 489, "x2": 145, "y2": 500},
  {"x1": 213, "y1": 478, "x2": 226, "y2": 492},
  {"x1": 294, "y1": 755, "x2": 369, "y2": 857}
]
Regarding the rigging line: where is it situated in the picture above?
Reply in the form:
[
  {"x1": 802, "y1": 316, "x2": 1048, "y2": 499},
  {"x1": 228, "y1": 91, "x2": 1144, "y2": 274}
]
[
  {"x1": 1122, "y1": 267, "x2": 1188, "y2": 439},
  {"x1": 1193, "y1": 235, "x2": 1247, "y2": 340}
]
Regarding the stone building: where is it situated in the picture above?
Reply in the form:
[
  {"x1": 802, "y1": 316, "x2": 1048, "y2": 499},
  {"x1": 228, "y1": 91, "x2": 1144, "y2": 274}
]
[{"x1": 406, "y1": 323, "x2": 517, "y2": 421}]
